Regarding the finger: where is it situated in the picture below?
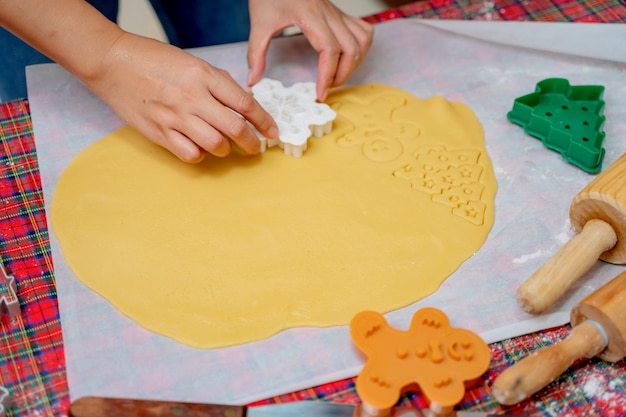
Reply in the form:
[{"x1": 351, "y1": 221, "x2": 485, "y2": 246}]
[
  {"x1": 179, "y1": 115, "x2": 233, "y2": 158},
  {"x1": 200, "y1": 104, "x2": 262, "y2": 155},
  {"x1": 248, "y1": 36, "x2": 269, "y2": 86},
  {"x1": 317, "y1": 54, "x2": 338, "y2": 102},
  {"x1": 246, "y1": 25, "x2": 274, "y2": 87},
  {"x1": 331, "y1": 17, "x2": 373, "y2": 87},
  {"x1": 160, "y1": 129, "x2": 208, "y2": 163},
  {"x1": 330, "y1": 24, "x2": 361, "y2": 87},
  {"x1": 350, "y1": 17, "x2": 374, "y2": 64},
  {"x1": 300, "y1": 24, "x2": 341, "y2": 102},
  {"x1": 208, "y1": 76, "x2": 279, "y2": 142},
  {"x1": 136, "y1": 109, "x2": 229, "y2": 161},
  {"x1": 128, "y1": 114, "x2": 208, "y2": 163}
]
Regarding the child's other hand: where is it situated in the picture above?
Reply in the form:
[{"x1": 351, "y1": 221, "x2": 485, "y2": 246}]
[{"x1": 247, "y1": 0, "x2": 374, "y2": 101}]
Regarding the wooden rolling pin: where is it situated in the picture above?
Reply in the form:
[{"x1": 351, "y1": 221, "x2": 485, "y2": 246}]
[
  {"x1": 517, "y1": 152, "x2": 626, "y2": 314},
  {"x1": 493, "y1": 270, "x2": 626, "y2": 404}
]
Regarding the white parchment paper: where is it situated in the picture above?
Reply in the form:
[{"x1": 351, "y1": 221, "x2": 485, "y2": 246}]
[{"x1": 27, "y1": 20, "x2": 626, "y2": 404}]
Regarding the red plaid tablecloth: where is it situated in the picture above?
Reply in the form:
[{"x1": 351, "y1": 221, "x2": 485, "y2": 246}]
[
  {"x1": 1, "y1": 2, "x2": 625, "y2": 416},
  {"x1": 0, "y1": 100, "x2": 67, "y2": 416},
  {"x1": 363, "y1": 0, "x2": 626, "y2": 23}
]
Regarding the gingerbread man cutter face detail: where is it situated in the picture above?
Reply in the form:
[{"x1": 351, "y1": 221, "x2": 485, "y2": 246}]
[{"x1": 350, "y1": 308, "x2": 491, "y2": 416}]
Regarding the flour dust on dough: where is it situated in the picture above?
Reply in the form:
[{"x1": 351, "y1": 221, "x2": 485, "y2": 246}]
[{"x1": 51, "y1": 84, "x2": 497, "y2": 348}]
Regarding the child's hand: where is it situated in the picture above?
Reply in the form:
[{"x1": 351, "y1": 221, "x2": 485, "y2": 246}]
[
  {"x1": 247, "y1": 0, "x2": 374, "y2": 101},
  {"x1": 88, "y1": 32, "x2": 278, "y2": 163}
]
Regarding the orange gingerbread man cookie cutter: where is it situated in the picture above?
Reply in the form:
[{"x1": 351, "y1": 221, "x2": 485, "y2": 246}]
[{"x1": 350, "y1": 307, "x2": 491, "y2": 416}]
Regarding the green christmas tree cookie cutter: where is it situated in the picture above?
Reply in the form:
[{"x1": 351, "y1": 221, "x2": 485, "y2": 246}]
[{"x1": 507, "y1": 78, "x2": 606, "y2": 173}]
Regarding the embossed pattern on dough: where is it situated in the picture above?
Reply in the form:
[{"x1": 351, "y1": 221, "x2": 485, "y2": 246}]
[
  {"x1": 328, "y1": 87, "x2": 491, "y2": 226},
  {"x1": 394, "y1": 146, "x2": 486, "y2": 225}
]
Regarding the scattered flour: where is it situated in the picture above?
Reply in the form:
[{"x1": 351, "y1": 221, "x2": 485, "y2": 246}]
[
  {"x1": 533, "y1": 370, "x2": 625, "y2": 416},
  {"x1": 512, "y1": 249, "x2": 547, "y2": 264}
]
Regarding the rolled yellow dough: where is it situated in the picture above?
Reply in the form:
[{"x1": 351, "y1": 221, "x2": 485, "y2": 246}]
[{"x1": 51, "y1": 84, "x2": 497, "y2": 348}]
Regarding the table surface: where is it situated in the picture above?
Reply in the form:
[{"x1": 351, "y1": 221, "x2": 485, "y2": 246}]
[{"x1": 1, "y1": 1, "x2": 625, "y2": 417}]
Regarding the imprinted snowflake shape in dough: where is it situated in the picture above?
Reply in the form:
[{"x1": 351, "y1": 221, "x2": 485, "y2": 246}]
[{"x1": 251, "y1": 79, "x2": 336, "y2": 157}]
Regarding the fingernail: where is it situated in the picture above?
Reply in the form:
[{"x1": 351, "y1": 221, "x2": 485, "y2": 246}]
[{"x1": 267, "y1": 125, "x2": 279, "y2": 139}]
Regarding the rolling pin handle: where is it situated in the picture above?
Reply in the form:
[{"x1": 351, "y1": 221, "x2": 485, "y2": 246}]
[
  {"x1": 516, "y1": 218, "x2": 617, "y2": 314},
  {"x1": 492, "y1": 320, "x2": 608, "y2": 405}
]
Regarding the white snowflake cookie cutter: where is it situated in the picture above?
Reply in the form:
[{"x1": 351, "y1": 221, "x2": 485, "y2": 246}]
[{"x1": 251, "y1": 78, "x2": 336, "y2": 157}]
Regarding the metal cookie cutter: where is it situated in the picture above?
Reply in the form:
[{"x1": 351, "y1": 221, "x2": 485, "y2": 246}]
[
  {"x1": 0, "y1": 262, "x2": 19, "y2": 320},
  {"x1": 0, "y1": 386, "x2": 13, "y2": 417}
]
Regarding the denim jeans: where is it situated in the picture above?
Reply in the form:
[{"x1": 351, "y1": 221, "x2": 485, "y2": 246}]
[{"x1": 0, "y1": 0, "x2": 249, "y2": 101}]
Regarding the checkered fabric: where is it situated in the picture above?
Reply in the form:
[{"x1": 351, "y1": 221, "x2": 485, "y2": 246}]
[
  {"x1": 2, "y1": 100, "x2": 625, "y2": 417},
  {"x1": 251, "y1": 324, "x2": 626, "y2": 416},
  {"x1": 363, "y1": 0, "x2": 626, "y2": 23},
  {"x1": 1, "y1": 1, "x2": 625, "y2": 415},
  {"x1": 0, "y1": 99, "x2": 66, "y2": 416}
]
